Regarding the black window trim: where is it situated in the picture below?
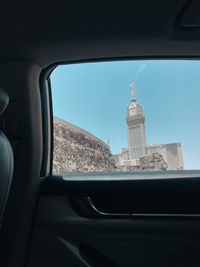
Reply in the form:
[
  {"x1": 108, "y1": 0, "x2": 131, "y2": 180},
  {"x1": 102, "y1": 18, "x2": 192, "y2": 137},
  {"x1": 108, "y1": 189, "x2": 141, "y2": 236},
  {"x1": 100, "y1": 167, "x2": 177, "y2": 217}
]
[{"x1": 39, "y1": 56, "x2": 200, "y2": 177}]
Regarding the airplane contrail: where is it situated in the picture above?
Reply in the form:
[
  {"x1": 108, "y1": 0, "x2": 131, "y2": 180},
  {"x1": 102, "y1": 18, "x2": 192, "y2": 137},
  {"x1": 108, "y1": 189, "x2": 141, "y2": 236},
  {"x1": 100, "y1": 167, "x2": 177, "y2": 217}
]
[{"x1": 136, "y1": 63, "x2": 147, "y2": 80}]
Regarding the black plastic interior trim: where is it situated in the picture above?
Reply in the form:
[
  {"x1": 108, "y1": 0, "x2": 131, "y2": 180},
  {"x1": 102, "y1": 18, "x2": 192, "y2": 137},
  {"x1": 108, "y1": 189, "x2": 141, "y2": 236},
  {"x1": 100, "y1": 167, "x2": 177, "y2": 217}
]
[
  {"x1": 47, "y1": 78, "x2": 54, "y2": 175},
  {"x1": 177, "y1": 0, "x2": 200, "y2": 28},
  {"x1": 42, "y1": 171, "x2": 200, "y2": 197},
  {"x1": 40, "y1": 78, "x2": 49, "y2": 177},
  {"x1": 40, "y1": 70, "x2": 54, "y2": 176}
]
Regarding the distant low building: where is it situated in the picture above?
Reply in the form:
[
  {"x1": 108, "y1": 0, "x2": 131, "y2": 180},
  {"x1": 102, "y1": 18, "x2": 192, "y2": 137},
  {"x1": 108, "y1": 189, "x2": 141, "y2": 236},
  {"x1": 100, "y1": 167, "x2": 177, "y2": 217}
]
[
  {"x1": 148, "y1": 144, "x2": 162, "y2": 154},
  {"x1": 162, "y1": 143, "x2": 184, "y2": 170},
  {"x1": 113, "y1": 82, "x2": 184, "y2": 171}
]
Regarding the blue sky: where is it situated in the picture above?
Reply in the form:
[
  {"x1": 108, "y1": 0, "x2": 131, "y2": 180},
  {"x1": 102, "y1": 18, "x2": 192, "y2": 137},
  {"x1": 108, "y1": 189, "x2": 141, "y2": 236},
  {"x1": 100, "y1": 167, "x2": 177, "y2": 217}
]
[{"x1": 51, "y1": 60, "x2": 200, "y2": 170}]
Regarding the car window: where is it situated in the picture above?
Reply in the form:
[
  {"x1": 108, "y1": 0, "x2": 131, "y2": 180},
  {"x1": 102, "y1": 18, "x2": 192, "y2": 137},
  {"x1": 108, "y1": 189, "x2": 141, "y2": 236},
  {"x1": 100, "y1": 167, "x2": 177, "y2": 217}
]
[{"x1": 50, "y1": 60, "x2": 200, "y2": 174}]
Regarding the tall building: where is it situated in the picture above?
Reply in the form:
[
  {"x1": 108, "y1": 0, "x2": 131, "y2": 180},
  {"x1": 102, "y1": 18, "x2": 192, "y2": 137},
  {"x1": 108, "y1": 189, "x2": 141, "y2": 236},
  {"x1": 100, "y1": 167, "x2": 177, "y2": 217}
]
[
  {"x1": 126, "y1": 83, "x2": 147, "y2": 159},
  {"x1": 113, "y1": 82, "x2": 185, "y2": 171}
]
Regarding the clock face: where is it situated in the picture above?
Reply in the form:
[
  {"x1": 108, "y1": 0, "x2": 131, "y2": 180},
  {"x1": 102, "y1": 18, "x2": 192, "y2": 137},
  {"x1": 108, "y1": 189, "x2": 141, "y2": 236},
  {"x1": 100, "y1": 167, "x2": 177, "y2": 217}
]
[
  {"x1": 130, "y1": 107, "x2": 136, "y2": 115},
  {"x1": 129, "y1": 102, "x2": 137, "y2": 115}
]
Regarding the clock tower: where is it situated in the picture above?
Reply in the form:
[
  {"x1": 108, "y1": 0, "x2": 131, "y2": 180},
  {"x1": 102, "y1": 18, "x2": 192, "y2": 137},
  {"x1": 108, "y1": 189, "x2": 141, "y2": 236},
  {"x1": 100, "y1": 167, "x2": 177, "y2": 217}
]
[{"x1": 126, "y1": 83, "x2": 147, "y2": 160}]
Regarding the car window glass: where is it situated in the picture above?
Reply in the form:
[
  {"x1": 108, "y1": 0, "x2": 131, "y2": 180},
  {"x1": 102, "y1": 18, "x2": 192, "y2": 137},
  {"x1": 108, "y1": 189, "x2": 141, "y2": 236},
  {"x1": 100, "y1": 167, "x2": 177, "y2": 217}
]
[{"x1": 51, "y1": 60, "x2": 200, "y2": 174}]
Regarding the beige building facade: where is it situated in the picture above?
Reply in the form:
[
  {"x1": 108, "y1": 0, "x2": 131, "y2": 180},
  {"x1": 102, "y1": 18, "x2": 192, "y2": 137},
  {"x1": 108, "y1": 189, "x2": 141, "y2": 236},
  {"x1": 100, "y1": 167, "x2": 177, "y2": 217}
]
[
  {"x1": 114, "y1": 83, "x2": 184, "y2": 170},
  {"x1": 148, "y1": 144, "x2": 162, "y2": 154},
  {"x1": 162, "y1": 143, "x2": 184, "y2": 170}
]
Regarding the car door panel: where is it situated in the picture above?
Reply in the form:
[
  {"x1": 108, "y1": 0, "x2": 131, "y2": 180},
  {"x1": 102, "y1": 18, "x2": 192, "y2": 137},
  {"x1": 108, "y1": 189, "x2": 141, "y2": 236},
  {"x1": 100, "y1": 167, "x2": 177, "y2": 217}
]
[{"x1": 27, "y1": 172, "x2": 200, "y2": 267}]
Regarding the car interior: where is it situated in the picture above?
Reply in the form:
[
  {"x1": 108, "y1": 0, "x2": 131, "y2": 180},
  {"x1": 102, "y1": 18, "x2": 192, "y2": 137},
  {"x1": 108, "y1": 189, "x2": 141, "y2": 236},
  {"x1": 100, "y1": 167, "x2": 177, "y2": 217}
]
[{"x1": 1, "y1": 0, "x2": 200, "y2": 266}]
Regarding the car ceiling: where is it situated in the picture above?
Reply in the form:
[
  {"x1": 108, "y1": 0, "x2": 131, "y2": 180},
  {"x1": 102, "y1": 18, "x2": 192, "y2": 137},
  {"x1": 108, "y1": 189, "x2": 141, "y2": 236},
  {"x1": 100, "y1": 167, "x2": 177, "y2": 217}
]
[{"x1": 0, "y1": 0, "x2": 200, "y2": 67}]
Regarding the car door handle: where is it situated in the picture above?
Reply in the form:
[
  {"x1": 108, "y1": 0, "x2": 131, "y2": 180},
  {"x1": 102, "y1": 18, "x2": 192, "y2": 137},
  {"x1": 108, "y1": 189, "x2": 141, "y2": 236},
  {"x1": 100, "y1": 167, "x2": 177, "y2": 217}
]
[{"x1": 86, "y1": 197, "x2": 132, "y2": 218}]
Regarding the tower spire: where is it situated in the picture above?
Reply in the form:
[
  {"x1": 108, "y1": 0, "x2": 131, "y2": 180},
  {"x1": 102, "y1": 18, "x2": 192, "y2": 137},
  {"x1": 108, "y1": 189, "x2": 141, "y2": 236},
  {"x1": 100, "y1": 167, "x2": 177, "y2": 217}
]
[{"x1": 130, "y1": 82, "x2": 135, "y2": 100}]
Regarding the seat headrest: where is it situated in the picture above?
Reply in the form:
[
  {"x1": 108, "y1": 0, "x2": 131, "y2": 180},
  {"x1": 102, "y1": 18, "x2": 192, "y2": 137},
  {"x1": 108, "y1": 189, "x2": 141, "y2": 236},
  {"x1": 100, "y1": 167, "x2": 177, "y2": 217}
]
[{"x1": 0, "y1": 88, "x2": 9, "y2": 116}]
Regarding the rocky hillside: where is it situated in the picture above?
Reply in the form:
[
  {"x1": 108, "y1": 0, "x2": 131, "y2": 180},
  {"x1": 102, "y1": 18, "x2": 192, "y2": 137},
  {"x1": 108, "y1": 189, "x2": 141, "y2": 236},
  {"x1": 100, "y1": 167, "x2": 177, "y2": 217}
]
[{"x1": 53, "y1": 117, "x2": 116, "y2": 173}]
